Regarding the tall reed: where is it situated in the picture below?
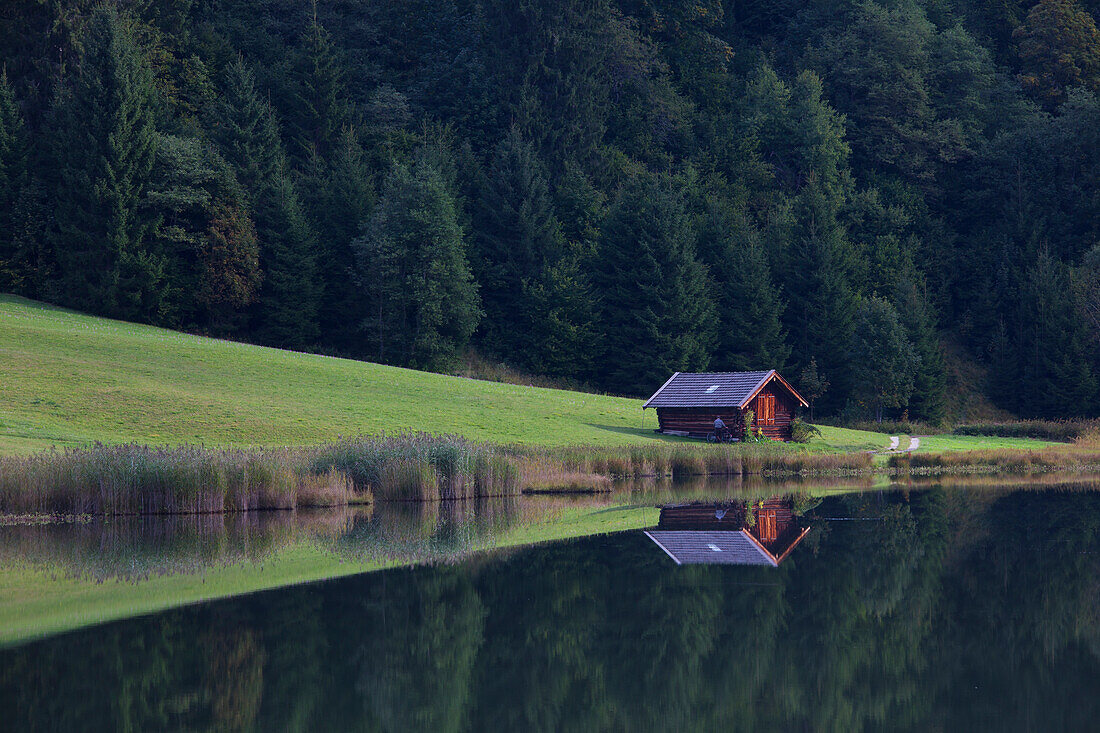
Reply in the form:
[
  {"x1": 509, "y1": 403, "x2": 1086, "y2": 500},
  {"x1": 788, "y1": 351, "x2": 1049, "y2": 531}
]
[
  {"x1": 953, "y1": 420, "x2": 1100, "y2": 442},
  {"x1": 889, "y1": 448, "x2": 1100, "y2": 474},
  {"x1": 0, "y1": 444, "x2": 353, "y2": 516}
]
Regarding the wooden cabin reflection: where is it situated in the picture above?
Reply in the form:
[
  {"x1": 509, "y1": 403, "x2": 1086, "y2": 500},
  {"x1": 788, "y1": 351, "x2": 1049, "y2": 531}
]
[{"x1": 644, "y1": 498, "x2": 810, "y2": 566}]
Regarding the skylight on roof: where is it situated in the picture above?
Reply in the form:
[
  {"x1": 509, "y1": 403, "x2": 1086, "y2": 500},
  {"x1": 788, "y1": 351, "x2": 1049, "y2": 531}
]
[{"x1": 705, "y1": 385, "x2": 719, "y2": 393}]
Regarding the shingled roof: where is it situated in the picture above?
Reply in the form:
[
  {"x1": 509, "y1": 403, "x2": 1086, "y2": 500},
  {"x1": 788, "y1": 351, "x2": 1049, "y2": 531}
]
[
  {"x1": 644, "y1": 530, "x2": 778, "y2": 566},
  {"x1": 642, "y1": 370, "x2": 807, "y2": 409}
]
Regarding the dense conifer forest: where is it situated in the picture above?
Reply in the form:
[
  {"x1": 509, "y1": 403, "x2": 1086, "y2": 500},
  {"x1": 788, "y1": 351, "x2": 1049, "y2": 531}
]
[{"x1": 2, "y1": 0, "x2": 1099, "y2": 419}]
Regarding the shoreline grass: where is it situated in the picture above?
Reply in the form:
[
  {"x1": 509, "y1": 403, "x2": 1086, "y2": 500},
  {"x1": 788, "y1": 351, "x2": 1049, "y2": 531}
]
[
  {"x1": 953, "y1": 419, "x2": 1100, "y2": 442},
  {"x1": 7, "y1": 431, "x2": 1100, "y2": 517},
  {"x1": 0, "y1": 434, "x2": 877, "y2": 516},
  {"x1": 889, "y1": 447, "x2": 1100, "y2": 474}
]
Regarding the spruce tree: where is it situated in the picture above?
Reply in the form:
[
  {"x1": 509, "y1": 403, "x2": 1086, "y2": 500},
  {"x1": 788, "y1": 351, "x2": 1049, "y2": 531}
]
[
  {"x1": 291, "y1": 12, "x2": 351, "y2": 161},
  {"x1": 850, "y1": 297, "x2": 919, "y2": 422},
  {"x1": 893, "y1": 279, "x2": 948, "y2": 423},
  {"x1": 300, "y1": 128, "x2": 373, "y2": 352},
  {"x1": 1015, "y1": 250, "x2": 1096, "y2": 417},
  {"x1": 798, "y1": 358, "x2": 829, "y2": 421},
  {"x1": 473, "y1": 127, "x2": 585, "y2": 373},
  {"x1": 778, "y1": 185, "x2": 860, "y2": 413},
  {"x1": 710, "y1": 238, "x2": 790, "y2": 372},
  {"x1": 147, "y1": 134, "x2": 260, "y2": 333},
  {"x1": 594, "y1": 175, "x2": 716, "y2": 396},
  {"x1": 987, "y1": 317, "x2": 1018, "y2": 415},
  {"x1": 0, "y1": 70, "x2": 31, "y2": 292},
  {"x1": 50, "y1": 6, "x2": 166, "y2": 320},
  {"x1": 209, "y1": 59, "x2": 319, "y2": 349},
  {"x1": 355, "y1": 150, "x2": 480, "y2": 371}
]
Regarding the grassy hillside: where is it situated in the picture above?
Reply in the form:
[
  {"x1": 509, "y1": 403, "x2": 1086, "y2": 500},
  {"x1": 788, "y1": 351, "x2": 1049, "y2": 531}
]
[
  {"x1": 0, "y1": 295, "x2": 1055, "y2": 456},
  {"x1": 0, "y1": 295, "x2": 671, "y2": 453}
]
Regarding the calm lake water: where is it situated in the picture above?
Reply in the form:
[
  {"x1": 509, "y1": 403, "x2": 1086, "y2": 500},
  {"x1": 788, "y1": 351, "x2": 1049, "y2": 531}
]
[{"x1": 2, "y1": 478, "x2": 1099, "y2": 731}]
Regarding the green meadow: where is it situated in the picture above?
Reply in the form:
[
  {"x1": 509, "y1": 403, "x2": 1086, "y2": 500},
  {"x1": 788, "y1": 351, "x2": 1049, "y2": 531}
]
[{"x1": 0, "y1": 294, "x2": 1058, "y2": 457}]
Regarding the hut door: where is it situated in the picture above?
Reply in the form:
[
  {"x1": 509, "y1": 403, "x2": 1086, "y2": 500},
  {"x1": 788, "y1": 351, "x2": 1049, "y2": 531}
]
[
  {"x1": 756, "y1": 395, "x2": 775, "y2": 425},
  {"x1": 758, "y1": 509, "x2": 778, "y2": 542}
]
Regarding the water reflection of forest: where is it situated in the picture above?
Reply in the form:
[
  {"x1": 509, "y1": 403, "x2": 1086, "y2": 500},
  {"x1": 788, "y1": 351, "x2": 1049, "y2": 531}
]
[{"x1": 2, "y1": 487, "x2": 1098, "y2": 731}]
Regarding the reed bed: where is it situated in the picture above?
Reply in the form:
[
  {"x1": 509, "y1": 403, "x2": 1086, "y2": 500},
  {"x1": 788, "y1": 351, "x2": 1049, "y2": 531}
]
[
  {"x1": 4, "y1": 429, "x2": 1015, "y2": 519},
  {"x1": 309, "y1": 433, "x2": 519, "y2": 501},
  {"x1": 953, "y1": 419, "x2": 1100, "y2": 442},
  {"x1": 520, "y1": 443, "x2": 871, "y2": 481},
  {"x1": 0, "y1": 444, "x2": 354, "y2": 516},
  {"x1": 889, "y1": 448, "x2": 1100, "y2": 474},
  {"x1": 0, "y1": 434, "x2": 523, "y2": 515}
]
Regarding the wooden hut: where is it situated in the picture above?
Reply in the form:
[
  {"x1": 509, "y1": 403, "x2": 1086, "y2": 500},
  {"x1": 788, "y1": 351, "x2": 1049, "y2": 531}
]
[
  {"x1": 642, "y1": 370, "x2": 808, "y2": 441},
  {"x1": 644, "y1": 498, "x2": 811, "y2": 566}
]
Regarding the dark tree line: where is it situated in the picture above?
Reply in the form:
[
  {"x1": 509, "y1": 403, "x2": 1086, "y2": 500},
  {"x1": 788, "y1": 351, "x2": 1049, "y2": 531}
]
[{"x1": 2, "y1": 0, "x2": 1100, "y2": 419}]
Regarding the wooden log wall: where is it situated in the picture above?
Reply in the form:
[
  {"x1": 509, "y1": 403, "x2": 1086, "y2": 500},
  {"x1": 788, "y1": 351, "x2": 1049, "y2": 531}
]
[{"x1": 656, "y1": 408, "x2": 745, "y2": 437}]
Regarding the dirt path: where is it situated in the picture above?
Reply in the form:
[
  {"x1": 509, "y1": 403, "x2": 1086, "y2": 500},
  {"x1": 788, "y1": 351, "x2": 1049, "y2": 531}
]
[{"x1": 885, "y1": 436, "x2": 920, "y2": 453}]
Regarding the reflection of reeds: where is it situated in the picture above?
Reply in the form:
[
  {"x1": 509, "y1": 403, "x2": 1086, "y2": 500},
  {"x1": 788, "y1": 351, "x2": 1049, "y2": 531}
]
[{"x1": 0, "y1": 508, "x2": 361, "y2": 582}]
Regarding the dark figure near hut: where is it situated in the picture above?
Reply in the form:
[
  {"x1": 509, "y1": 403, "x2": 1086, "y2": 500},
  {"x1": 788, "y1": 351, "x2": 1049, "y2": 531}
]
[
  {"x1": 713, "y1": 416, "x2": 725, "y2": 430},
  {"x1": 644, "y1": 370, "x2": 808, "y2": 441}
]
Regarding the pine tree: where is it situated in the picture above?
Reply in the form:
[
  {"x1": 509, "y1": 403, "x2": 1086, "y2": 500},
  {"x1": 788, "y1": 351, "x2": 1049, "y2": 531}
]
[
  {"x1": 49, "y1": 6, "x2": 166, "y2": 320},
  {"x1": 355, "y1": 150, "x2": 480, "y2": 371},
  {"x1": 594, "y1": 175, "x2": 716, "y2": 396},
  {"x1": 209, "y1": 59, "x2": 319, "y2": 348},
  {"x1": 1015, "y1": 249, "x2": 1096, "y2": 417}
]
